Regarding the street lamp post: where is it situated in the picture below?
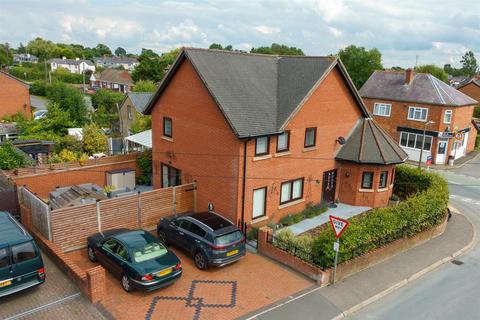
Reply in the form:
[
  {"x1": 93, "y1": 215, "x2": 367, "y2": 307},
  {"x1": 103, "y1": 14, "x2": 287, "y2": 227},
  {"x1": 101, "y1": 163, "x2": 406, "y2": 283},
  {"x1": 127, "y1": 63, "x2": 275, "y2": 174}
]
[{"x1": 418, "y1": 120, "x2": 435, "y2": 168}]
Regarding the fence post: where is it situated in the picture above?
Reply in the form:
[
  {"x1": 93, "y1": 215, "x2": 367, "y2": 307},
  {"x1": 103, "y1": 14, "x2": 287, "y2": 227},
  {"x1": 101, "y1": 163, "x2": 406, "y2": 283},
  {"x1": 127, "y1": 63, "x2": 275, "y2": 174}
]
[
  {"x1": 46, "y1": 206, "x2": 52, "y2": 241},
  {"x1": 96, "y1": 201, "x2": 102, "y2": 232},
  {"x1": 137, "y1": 192, "x2": 142, "y2": 228},
  {"x1": 172, "y1": 186, "x2": 177, "y2": 216}
]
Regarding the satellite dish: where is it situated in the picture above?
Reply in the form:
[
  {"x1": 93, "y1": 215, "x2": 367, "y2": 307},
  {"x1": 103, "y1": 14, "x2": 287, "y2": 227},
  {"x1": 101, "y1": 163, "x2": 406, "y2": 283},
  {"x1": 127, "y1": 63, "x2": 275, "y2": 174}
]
[{"x1": 337, "y1": 137, "x2": 346, "y2": 145}]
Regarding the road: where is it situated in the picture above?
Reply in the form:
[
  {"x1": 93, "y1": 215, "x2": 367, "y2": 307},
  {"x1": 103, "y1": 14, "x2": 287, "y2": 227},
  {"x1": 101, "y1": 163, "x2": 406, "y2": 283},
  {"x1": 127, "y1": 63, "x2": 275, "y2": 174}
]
[{"x1": 348, "y1": 161, "x2": 480, "y2": 320}]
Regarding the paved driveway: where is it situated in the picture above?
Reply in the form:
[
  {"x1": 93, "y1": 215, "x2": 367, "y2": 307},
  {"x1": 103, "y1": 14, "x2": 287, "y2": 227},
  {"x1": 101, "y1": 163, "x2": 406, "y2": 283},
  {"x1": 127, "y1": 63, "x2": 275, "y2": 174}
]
[
  {"x1": 68, "y1": 247, "x2": 313, "y2": 320},
  {"x1": 0, "y1": 252, "x2": 104, "y2": 320}
]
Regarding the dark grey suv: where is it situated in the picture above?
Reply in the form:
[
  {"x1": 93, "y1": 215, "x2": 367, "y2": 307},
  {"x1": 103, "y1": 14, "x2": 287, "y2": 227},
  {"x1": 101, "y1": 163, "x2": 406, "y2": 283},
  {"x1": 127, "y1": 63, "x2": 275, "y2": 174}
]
[{"x1": 157, "y1": 211, "x2": 246, "y2": 270}]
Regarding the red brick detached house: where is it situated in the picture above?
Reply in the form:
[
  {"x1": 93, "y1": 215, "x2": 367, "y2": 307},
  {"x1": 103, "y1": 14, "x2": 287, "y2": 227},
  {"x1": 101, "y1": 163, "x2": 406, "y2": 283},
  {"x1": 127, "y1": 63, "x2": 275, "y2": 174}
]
[
  {"x1": 360, "y1": 70, "x2": 478, "y2": 165},
  {"x1": 458, "y1": 79, "x2": 480, "y2": 105},
  {"x1": 144, "y1": 48, "x2": 407, "y2": 226},
  {"x1": 0, "y1": 71, "x2": 31, "y2": 119}
]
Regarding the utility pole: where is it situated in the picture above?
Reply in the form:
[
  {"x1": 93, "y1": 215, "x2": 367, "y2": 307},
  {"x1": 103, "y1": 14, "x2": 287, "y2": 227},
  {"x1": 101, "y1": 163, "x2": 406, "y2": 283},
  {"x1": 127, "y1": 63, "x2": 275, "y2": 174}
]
[
  {"x1": 415, "y1": 55, "x2": 419, "y2": 68},
  {"x1": 82, "y1": 55, "x2": 86, "y2": 92}
]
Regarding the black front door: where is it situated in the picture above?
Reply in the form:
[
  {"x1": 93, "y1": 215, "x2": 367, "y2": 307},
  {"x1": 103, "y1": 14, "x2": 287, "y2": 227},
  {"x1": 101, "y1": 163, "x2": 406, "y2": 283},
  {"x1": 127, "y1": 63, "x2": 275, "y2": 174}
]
[{"x1": 322, "y1": 170, "x2": 337, "y2": 203}]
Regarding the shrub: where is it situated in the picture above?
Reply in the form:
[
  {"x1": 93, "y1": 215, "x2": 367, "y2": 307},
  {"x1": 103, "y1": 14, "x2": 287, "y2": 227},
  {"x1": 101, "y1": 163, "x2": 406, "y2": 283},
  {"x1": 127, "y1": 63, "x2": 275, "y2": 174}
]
[
  {"x1": 389, "y1": 194, "x2": 399, "y2": 201},
  {"x1": 82, "y1": 123, "x2": 107, "y2": 155},
  {"x1": 476, "y1": 135, "x2": 480, "y2": 151},
  {"x1": 58, "y1": 149, "x2": 77, "y2": 162},
  {"x1": 0, "y1": 141, "x2": 30, "y2": 170},
  {"x1": 136, "y1": 150, "x2": 152, "y2": 185},
  {"x1": 246, "y1": 227, "x2": 259, "y2": 241},
  {"x1": 273, "y1": 229, "x2": 314, "y2": 261},
  {"x1": 311, "y1": 165, "x2": 449, "y2": 269}
]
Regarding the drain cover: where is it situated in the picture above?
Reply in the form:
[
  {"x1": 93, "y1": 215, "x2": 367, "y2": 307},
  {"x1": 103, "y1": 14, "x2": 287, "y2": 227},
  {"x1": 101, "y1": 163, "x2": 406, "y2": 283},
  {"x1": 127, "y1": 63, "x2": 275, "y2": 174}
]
[{"x1": 451, "y1": 260, "x2": 464, "y2": 265}]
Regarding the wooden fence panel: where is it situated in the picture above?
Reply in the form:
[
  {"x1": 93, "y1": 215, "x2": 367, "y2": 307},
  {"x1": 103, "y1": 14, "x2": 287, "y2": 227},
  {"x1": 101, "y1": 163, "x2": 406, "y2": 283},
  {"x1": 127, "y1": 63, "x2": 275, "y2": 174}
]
[
  {"x1": 140, "y1": 188, "x2": 174, "y2": 228},
  {"x1": 99, "y1": 194, "x2": 139, "y2": 231},
  {"x1": 175, "y1": 184, "x2": 195, "y2": 214}
]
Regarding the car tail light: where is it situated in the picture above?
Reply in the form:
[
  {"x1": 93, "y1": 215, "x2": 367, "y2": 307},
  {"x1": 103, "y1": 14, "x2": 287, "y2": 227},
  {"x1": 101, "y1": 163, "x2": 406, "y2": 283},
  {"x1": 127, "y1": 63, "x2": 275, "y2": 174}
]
[
  {"x1": 141, "y1": 274, "x2": 154, "y2": 281},
  {"x1": 38, "y1": 267, "x2": 46, "y2": 280},
  {"x1": 174, "y1": 263, "x2": 182, "y2": 270},
  {"x1": 209, "y1": 244, "x2": 227, "y2": 250}
]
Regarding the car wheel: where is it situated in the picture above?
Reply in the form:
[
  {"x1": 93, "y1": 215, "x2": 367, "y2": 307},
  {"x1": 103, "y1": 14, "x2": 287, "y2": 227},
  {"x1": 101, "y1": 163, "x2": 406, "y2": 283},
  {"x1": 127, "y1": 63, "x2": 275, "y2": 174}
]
[
  {"x1": 121, "y1": 274, "x2": 133, "y2": 292},
  {"x1": 158, "y1": 230, "x2": 168, "y2": 245},
  {"x1": 194, "y1": 251, "x2": 208, "y2": 270},
  {"x1": 87, "y1": 246, "x2": 96, "y2": 262}
]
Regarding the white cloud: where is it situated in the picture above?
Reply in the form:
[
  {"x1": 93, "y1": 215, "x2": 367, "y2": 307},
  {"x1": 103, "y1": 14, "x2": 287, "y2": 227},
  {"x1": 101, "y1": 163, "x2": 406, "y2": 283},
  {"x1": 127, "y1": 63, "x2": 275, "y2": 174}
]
[
  {"x1": 152, "y1": 20, "x2": 200, "y2": 42},
  {"x1": 254, "y1": 25, "x2": 280, "y2": 34},
  {"x1": 328, "y1": 26, "x2": 342, "y2": 38},
  {"x1": 60, "y1": 15, "x2": 143, "y2": 39}
]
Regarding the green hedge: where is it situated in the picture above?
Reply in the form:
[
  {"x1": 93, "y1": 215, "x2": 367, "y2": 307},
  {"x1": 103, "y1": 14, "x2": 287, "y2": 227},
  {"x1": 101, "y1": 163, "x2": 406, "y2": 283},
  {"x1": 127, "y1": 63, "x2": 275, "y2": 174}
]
[{"x1": 311, "y1": 165, "x2": 449, "y2": 268}]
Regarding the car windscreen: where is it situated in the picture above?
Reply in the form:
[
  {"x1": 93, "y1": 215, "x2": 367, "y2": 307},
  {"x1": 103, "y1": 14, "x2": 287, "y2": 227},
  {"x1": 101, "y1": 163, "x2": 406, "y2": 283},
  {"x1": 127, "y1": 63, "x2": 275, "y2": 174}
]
[
  {"x1": 132, "y1": 242, "x2": 168, "y2": 263},
  {"x1": 215, "y1": 230, "x2": 243, "y2": 246},
  {"x1": 11, "y1": 241, "x2": 37, "y2": 264},
  {"x1": 0, "y1": 247, "x2": 10, "y2": 268}
]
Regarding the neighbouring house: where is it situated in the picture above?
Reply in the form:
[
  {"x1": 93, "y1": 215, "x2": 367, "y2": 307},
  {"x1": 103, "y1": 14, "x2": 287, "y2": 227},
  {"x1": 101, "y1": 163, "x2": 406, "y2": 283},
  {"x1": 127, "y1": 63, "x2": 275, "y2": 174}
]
[
  {"x1": 49, "y1": 57, "x2": 96, "y2": 74},
  {"x1": 49, "y1": 184, "x2": 107, "y2": 210},
  {"x1": 144, "y1": 48, "x2": 407, "y2": 225},
  {"x1": 360, "y1": 69, "x2": 478, "y2": 165},
  {"x1": 12, "y1": 139, "x2": 55, "y2": 164},
  {"x1": 13, "y1": 53, "x2": 39, "y2": 64},
  {"x1": 457, "y1": 79, "x2": 480, "y2": 106},
  {"x1": 0, "y1": 71, "x2": 31, "y2": 118},
  {"x1": 119, "y1": 92, "x2": 153, "y2": 136},
  {"x1": 90, "y1": 69, "x2": 134, "y2": 93},
  {"x1": 0, "y1": 123, "x2": 19, "y2": 142},
  {"x1": 93, "y1": 56, "x2": 139, "y2": 71},
  {"x1": 448, "y1": 75, "x2": 470, "y2": 88}
]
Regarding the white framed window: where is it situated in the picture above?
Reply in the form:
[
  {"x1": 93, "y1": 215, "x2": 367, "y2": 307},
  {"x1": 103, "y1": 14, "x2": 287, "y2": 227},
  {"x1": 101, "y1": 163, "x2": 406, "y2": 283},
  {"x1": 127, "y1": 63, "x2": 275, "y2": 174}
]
[
  {"x1": 280, "y1": 178, "x2": 304, "y2": 204},
  {"x1": 444, "y1": 110, "x2": 452, "y2": 124},
  {"x1": 407, "y1": 107, "x2": 428, "y2": 121},
  {"x1": 252, "y1": 187, "x2": 267, "y2": 219},
  {"x1": 399, "y1": 132, "x2": 432, "y2": 151},
  {"x1": 373, "y1": 103, "x2": 392, "y2": 117}
]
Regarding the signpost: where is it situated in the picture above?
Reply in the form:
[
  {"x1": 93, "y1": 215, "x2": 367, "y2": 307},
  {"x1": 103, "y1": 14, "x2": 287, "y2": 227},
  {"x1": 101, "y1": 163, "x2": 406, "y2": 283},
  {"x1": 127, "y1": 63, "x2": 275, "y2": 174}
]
[{"x1": 329, "y1": 215, "x2": 349, "y2": 284}]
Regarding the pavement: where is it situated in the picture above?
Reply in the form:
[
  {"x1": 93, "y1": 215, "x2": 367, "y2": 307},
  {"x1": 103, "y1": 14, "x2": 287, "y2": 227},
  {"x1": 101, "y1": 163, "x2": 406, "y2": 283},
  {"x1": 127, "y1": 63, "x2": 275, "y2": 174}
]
[
  {"x1": 0, "y1": 252, "x2": 105, "y2": 320},
  {"x1": 286, "y1": 203, "x2": 370, "y2": 236},
  {"x1": 243, "y1": 208, "x2": 474, "y2": 320},
  {"x1": 406, "y1": 150, "x2": 479, "y2": 171}
]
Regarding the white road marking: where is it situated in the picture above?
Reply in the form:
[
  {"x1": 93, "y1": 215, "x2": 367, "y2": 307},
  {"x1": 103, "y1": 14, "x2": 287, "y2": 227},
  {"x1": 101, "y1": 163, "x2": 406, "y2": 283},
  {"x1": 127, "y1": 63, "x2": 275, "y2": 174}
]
[{"x1": 4, "y1": 292, "x2": 81, "y2": 320}]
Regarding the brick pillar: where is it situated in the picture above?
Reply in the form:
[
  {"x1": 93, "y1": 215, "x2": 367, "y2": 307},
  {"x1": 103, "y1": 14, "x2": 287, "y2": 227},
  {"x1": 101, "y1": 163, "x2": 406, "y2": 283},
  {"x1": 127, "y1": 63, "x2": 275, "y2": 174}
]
[
  {"x1": 257, "y1": 226, "x2": 273, "y2": 253},
  {"x1": 86, "y1": 266, "x2": 106, "y2": 303}
]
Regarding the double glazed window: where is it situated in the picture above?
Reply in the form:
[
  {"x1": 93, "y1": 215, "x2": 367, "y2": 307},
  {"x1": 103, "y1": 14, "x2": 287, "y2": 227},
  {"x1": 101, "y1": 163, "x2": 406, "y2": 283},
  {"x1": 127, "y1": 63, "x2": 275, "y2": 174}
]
[
  {"x1": 373, "y1": 103, "x2": 391, "y2": 117},
  {"x1": 276, "y1": 131, "x2": 290, "y2": 153},
  {"x1": 280, "y1": 178, "x2": 304, "y2": 204},
  {"x1": 361, "y1": 172, "x2": 374, "y2": 189},
  {"x1": 400, "y1": 132, "x2": 432, "y2": 151},
  {"x1": 379, "y1": 171, "x2": 388, "y2": 189},
  {"x1": 304, "y1": 127, "x2": 316, "y2": 148},
  {"x1": 407, "y1": 107, "x2": 428, "y2": 121},
  {"x1": 255, "y1": 137, "x2": 270, "y2": 156},
  {"x1": 161, "y1": 164, "x2": 182, "y2": 188},
  {"x1": 444, "y1": 110, "x2": 452, "y2": 124},
  {"x1": 163, "y1": 117, "x2": 172, "y2": 138},
  {"x1": 252, "y1": 187, "x2": 267, "y2": 219}
]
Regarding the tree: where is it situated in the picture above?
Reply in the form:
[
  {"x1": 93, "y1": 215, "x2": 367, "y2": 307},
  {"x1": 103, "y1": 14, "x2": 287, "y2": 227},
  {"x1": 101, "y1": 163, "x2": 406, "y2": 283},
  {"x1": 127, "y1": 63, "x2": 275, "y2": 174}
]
[
  {"x1": 460, "y1": 51, "x2": 478, "y2": 76},
  {"x1": 443, "y1": 64, "x2": 465, "y2": 77},
  {"x1": 26, "y1": 37, "x2": 57, "y2": 61},
  {"x1": 93, "y1": 43, "x2": 112, "y2": 57},
  {"x1": 133, "y1": 80, "x2": 156, "y2": 92},
  {"x1": 0, "y1": 43, "x2": 13, "y2": 66},
  {"x1": 115, "y1": 47, "x2": 127, "y2": 56},
  {"x1": 250, "y1": 43, "x2": 304, "y2": 56},
  {"x1": 209, "y1": 43, "x2": 223, "y2": 50},
  {"x1": 338, "y1": 45, "x2": 383, "y2": 89},
  {"x1": 415, "y1": 65, "x2": 449, "y2": 83},
  {"x1": 82, "y1": 123, "x2": 107, "y2": 155},
  {"x1": 46, "y1": 83, "x2": 89, "y2": 125},
  {"x1": 91, "y1": 89, "x2": 125, "y2": 129},
  {"x1": 0, "y1": 141, "x2": 31, "y2": 169},
  {"x1": 131, "y1": 48, "x2": 180, "y2": 83}
]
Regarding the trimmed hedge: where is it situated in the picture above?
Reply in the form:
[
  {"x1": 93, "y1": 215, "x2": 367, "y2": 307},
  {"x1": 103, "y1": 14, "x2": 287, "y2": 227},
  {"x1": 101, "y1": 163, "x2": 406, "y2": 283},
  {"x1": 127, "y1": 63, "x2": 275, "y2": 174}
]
[{"x1": 311, "y1": 165, "x2": 449, "y2": 268}]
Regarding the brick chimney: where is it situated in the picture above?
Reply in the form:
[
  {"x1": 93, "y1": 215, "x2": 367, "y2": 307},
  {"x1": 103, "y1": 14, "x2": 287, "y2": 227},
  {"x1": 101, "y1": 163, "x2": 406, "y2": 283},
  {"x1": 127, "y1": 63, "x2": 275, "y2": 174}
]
[{"x1": 405, "y1": 68, "x2": 414, "y2": 85}]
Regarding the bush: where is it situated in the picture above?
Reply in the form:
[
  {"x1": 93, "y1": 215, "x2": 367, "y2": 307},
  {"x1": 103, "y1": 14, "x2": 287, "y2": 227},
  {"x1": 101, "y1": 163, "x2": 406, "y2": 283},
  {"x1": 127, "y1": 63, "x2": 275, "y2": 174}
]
[
  {"x1": 246, "y1": 227, "x2": 259, "y2": 241},
  {"x1": 389, "y1": 194, "x2": 399, "y2": 201},
  {"x1": 0, "y1": 141, "x2": 31, "y2": 169},
  {"x1": 30, "y1": 80, "x2": 49, "y2": 96},
  {"x1": 58, "y1": 149, "x2": 77, "y2": 162},
  {"x1": 311, "y1": 165, "x2": 449, "y2": 268},
  {"x1": 136, "y1": 150, "x2": 152, "y2": 185},
  {"x1": 82, "y1": 123, "x2": 107, "y2": 155},
  {"x1": 273, "y1": 229, "x2": 314, "y2": 261},
  {"x1": 476, "y1": 135, "x2": 480, "y2": 151}
]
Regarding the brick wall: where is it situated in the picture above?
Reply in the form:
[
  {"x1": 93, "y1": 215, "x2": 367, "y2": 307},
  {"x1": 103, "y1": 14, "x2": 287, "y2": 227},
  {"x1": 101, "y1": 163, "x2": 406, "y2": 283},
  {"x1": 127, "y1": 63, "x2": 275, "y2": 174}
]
[
  {"x1": 8, "y1": 154, "x2": 140, "y2": 199},
  {"x1": 0, "y1": 72, "x2": 31, "y2": 118},
  {"x1": 458, "y1": 82, "x2": 480, "y2": 105}
]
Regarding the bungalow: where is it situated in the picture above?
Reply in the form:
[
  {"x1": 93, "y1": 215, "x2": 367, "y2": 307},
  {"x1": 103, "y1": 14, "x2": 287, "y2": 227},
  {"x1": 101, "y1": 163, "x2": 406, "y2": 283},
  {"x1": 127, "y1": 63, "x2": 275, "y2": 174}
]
[
  {"x1": 360, "y1": 69, "x2": 478, "y2": 164},
  {"x1": 49, "y1": 57, "x2": 96, "y2": 74},
  {"x1": 144, "y1": 48, "x2": 407, "y2": 225},
  {"x1": 93, "y1": 56, "x2": 139, "y2": 71},
  {"x1": 90, "y1": 69, "x2": 134, "y2": 93},
  {"x1": 0, "y1": 71, "x2": 31, "y2": 118}
]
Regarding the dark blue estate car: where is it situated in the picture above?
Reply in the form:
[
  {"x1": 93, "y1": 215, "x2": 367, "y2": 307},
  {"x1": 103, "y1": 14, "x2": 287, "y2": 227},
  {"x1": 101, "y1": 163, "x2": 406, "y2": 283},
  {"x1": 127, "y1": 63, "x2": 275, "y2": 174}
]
[
  {"x1": 87, "y1": 229, "x2": 182, "y2": 292},
  {"x1": 157, "y1": 211, "x2": 246, "y2": 270}
]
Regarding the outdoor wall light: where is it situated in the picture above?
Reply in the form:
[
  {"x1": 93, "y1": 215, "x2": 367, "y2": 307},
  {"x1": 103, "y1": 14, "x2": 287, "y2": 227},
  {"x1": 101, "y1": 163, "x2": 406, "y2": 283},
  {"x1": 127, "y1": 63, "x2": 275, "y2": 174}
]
[
  {"x1": 345, "y1": 171, "x2": 350, "y2": 177},
  {"x1": 208, "y1": 202, "x2": 214, "y2": 211}
]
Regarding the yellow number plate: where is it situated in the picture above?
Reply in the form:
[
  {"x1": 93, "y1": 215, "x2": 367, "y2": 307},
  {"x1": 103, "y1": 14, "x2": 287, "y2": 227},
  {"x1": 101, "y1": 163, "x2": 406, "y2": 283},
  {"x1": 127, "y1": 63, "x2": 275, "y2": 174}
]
[
  {"x1": 157, "y1": 268, "x2": 172, "y2": 277},
  {"x1": 0, "y1": 280, "x2": 12, "y2": 288},
  {"x1": 226, "y1": 249, "x2": 239, "y2": 257}
]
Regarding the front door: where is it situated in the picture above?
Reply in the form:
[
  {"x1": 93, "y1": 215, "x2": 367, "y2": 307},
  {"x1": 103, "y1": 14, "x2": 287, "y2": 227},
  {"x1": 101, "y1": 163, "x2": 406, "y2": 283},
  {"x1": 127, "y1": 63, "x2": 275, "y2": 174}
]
[
  {"x1": 436, "y1": 139, "x2": 448, "y2": 164},
  {"x1": 322, "y1": 170, "x2": 337, "y2": 203}
]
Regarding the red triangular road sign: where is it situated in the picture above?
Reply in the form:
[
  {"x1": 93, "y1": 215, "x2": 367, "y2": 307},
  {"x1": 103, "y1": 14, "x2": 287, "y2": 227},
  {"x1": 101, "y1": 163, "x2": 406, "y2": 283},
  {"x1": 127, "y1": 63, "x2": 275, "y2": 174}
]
[{"x1": 329, "y1": 215, "x2": 349, "y2": 238}]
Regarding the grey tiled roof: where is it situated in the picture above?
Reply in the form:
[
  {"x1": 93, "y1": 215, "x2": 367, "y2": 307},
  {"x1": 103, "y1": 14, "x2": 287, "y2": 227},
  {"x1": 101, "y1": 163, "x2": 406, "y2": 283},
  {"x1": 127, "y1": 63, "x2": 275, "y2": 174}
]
[
  {"x1": 0, "y1": 123, "x2": 18, "y2": 135},
  {"x1": 336, "y1": 118, "x2": 408, "y2": 164},
  {"x1": 146, "y1": 48, "x2": 356, "y2": 138},
  {"x1": 94, "y1": 56, "x2": 138, "y2": 65},
  {"x1": 49, "y1": 58, "x2": 94, "y2": 66},
  {"x1": 360, "y1": 70, "x2": 478, "y2": 106},
  {"x1": 127, "y1": 92, "x2": 154, "y2": 114}
]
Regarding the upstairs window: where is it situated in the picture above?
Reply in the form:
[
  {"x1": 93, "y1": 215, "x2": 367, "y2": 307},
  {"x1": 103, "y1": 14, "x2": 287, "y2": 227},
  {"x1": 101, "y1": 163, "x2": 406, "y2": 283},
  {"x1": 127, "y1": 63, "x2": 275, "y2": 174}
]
[
  {"x1": 127, "y1": 106, "x2": 133, "y2": 120},
  {"x1": 304, "y1": 127, "x2": 317, "y2": 148},
  {"x1": 444, "y1": 110, "x2": 452, "y2": 124},
  {"x1": 361, "y1": 172, "x2": 374, "y2": 189},
  {"x1": 373, "y1": 103, "x2": 392, "y2": 117},
  {"x1": 407, "y1": 107, "x2": 428, "y2": 121},
  {"x1": 163, "y1": 117, "x2": 172, "y2": 138},
  {"x1": 255, "y1": 136, "x2": 270, "y2": 156},
  {"x1": 276, "y1": 131, "x2": 290, "y2": 153}
]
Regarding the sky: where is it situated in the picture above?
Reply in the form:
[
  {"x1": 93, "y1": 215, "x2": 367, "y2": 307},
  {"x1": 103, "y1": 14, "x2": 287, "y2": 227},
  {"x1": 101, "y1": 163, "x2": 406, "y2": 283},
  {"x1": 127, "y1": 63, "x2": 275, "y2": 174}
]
[{"x1": 1, "y1": 0, "x2": 479, "y2": 68}]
